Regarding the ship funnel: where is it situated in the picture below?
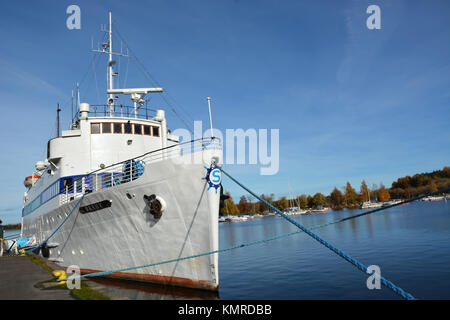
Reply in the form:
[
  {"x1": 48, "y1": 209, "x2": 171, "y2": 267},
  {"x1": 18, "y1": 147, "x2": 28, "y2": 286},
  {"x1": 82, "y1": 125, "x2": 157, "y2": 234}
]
[{"x1": 79, "y1": 103, "x2": 90, "y2": 119}]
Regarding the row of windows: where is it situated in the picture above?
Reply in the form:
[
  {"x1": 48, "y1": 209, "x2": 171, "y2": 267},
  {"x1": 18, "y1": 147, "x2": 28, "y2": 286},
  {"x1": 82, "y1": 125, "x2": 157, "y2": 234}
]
[
  {"x1": 23, "y1": 180, "x2": 60, "y2": 216},
  {"x1": 91, "y1": 122, "x2": 160, "y2": 137}
]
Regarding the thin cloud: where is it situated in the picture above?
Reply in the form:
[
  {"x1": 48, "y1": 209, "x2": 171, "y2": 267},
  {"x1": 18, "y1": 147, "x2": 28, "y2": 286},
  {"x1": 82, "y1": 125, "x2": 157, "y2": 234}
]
[{"x1": 0, "y1": 59, "x2": 66, "y2": 99}]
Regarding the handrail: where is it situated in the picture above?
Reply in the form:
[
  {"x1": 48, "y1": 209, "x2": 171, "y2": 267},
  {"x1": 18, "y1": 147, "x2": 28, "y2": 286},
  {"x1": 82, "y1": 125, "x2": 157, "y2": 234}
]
[
  {"x1": 72, "y1": 104, "x2": 157, "y2": 122},
  {"x1": 22, "y1": 137, "x2": 221, "y2": 214},
  {"x1": 57, "y1": 137, "x2": 220, "y2": 204}
]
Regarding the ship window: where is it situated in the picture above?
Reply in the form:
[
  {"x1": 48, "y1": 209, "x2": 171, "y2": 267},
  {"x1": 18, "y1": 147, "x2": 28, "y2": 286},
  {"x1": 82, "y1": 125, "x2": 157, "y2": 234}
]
[
  {"x1": 152, "y1": 126, "x2": 160, "y2": 137},
  {"x1": 143, "y1": 125, "x2": 151, "y2": 136},
  {"x1": 91, "y1": 123, "x2": 101, "y2": 134},
  {"x1": 134, "y1": 124, "x2": 142, "y2": 135},
  {"x1": 102, "y1": 123, "x2": 112, "y2": 134},
  {"x1": 124, "y1": 122, "x2": 132, "y2": 134},
  {"x1": 114, "y1": 123, "x2": 122, "y2": 134},
  {"x1": 63, "y1": 178, "x2": 73, "y2": 192}
]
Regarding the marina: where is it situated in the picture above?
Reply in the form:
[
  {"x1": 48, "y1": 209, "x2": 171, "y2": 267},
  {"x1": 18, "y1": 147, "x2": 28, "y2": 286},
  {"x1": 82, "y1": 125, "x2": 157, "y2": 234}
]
[{"x1": 2, "y1": 200, "x2": 449, "y2": 299}]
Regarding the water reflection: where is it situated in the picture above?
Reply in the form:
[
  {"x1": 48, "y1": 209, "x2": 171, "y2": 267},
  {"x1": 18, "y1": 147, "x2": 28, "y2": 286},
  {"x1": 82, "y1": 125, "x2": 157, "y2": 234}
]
[{"x1": 365, "y1": 214, "x2": 374, "y2": 238}]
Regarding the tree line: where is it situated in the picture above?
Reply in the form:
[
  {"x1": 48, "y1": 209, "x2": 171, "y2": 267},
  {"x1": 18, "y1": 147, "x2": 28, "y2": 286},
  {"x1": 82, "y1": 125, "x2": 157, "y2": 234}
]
[
  {"x1": 221, "y1": 166, "x2": 450, "y2": 215},
  {"x1": 1, "y1": 223, "x2": 21, "y2": 230}
]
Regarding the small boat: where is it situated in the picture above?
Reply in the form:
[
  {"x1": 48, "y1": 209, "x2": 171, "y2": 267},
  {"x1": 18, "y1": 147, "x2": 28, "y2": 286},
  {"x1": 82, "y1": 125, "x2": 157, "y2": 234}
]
[
  {"x1": 311, "y1": 207, "x2": 329, "y2": 214},
  {"x1": 218, "y1": 216, "x2": 227, "y2": 223},
  {"x1": 382, "y1": 200, "x2": 403, "y2": 206},
  {"x1": 422, "y1": 196, "x2": 445, "y2": 202},
  {"x1": 360, "y1": 201, "x2": 383, "y2": 209}
]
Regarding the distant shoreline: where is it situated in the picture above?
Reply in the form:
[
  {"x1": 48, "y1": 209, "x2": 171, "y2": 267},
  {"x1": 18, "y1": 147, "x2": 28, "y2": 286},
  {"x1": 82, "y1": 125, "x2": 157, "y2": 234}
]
[{"x1": 1, "y1": 223, "x2": 21, "y2": 230}]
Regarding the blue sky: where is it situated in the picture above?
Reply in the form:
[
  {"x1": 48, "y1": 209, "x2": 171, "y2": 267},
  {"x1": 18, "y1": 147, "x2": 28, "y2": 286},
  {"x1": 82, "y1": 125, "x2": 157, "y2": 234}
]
[{"x1": 0, "y1": 0, "x2": 449, "y2": 223}]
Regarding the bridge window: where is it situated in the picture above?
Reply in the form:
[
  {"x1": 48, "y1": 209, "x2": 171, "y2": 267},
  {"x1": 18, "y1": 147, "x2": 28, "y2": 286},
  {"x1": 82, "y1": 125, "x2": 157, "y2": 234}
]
[
  {"x1": 134, "y1": 124, "x2": 142, "y2": 135},
  {"x1": 114, "y1": 123, "x2": 122, "y2": 134},
  {"x1": 102, "y1": 123, "x2": 112, "y2": 133},
  {"x1": 124, "y1": 122, "x2": 132, "y2": 134},
  {"x1": 144, "y1": 125, "x2": 151, "y2": 136},
  {"x1": 91, "y1": 123, "x2": 100, "y2": 134},
  {"x1": 152, "y1": 126, "x2": 160, "y2": 137}
]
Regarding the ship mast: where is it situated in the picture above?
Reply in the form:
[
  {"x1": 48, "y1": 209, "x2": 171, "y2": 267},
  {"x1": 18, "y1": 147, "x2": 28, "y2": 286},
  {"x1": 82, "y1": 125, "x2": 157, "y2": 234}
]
[
  {"x1": 92, "y1": 11, "x2": 129, "y2": 116},
  {"x1": 107, "y1": 10, "x2": 114, "y2": 116},
  {"x1": 93, "y1": 11, "x2": 163, "y2": 118}
]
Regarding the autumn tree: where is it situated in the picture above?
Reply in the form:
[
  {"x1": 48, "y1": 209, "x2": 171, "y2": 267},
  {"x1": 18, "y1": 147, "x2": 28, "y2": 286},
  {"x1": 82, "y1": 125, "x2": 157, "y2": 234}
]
[
  {"x1": 258, "y1": 194, "x2": 275, "y2": 213},
  {"x1": 223, "y1": 192, "x2": 239, "y2": 215},
  {"x1": 312, "y1": 193, "x2": 326, "y2": 208},
  {"x1": 297, "y1": 195, "x2": 308, "y2": 209},
  {"x1": 275, "y1": 197, "x2": 289, "y2": 211},
  {"x1": 306, "y1": 195, "x2": 314, "y2": 208},
  {"x1": 428, "y1": 181, "x2": 438, "y2": 193},
  {"x1": 344, "y1": 182, "x2": 358, "y2": 206},
  {"x1": 377, "y1": 184, "x2": 390, "y2": 202},
  {"x1": 360, "y1": 180, "x2": 370, "y2": 202},
  {"x1": 237, "y1": 196, "x2": 251, "y2": 214},
  {"x1": 330, "y1": 187, "x2": 344, "y2": 207}
]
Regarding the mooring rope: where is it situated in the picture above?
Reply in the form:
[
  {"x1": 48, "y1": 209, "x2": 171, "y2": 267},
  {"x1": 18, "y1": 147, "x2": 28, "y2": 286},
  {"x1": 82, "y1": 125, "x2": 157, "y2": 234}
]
[
  {"x1": 57, "y1": 172, "x2": 449, "y2": 298},
  {"x1": 55, "y1": 173, "x2": 450, "y2": 300},
  {"x1": 219, "y1": 167, "x2": 417, "y2": 300}
]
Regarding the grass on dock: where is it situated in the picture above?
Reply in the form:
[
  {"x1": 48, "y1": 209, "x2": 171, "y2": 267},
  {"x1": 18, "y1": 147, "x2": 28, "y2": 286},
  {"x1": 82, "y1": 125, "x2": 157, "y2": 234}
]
[{"x1": 26, "y1": 253, "x2": 110, "y2": 300}]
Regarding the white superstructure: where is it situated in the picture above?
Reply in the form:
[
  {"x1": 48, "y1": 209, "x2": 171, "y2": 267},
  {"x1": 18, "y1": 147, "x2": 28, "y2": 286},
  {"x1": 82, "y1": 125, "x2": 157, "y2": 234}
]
[{"x1": 20, "y1": 12, "x2": 222, "y2": 291}]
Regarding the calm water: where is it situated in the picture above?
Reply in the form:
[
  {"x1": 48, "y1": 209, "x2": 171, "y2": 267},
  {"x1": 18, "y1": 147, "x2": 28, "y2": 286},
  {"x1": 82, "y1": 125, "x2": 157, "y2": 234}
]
[
  {"x1": 219, "y1": 201, "x2": 450, "y2": 299},
  {"x1": 4, "y1": 201, "x2": 449, "y2": 299},
  {"x1": 3, "y1": 229, "x2": 20, "y2": 238}
]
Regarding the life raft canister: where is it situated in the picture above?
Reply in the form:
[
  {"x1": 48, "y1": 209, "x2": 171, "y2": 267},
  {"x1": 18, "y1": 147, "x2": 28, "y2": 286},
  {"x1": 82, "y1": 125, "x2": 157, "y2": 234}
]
[{"x1": 23, "y1": 175, "x2": 40, "y2": 188}]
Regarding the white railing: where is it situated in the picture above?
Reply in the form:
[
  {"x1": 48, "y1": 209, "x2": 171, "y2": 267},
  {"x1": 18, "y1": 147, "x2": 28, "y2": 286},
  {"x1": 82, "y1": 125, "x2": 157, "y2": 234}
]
[{"x1": 59, "y1": 137, "x2": 220, "y2": 205}]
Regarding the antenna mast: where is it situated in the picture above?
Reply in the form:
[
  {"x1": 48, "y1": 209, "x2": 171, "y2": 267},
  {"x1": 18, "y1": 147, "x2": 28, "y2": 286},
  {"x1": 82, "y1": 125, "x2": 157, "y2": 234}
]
[
  {"x1": 108, "y1": 10, "x2": 114, "y2": 116},
  {"x1": 71, "y1": 90, "x2": 74, "y2": 125},
  {"x1": 207, "y1": 97, "x2": 215, "y2": 149},
  {"x1": 56, "y1": 103, "x2": 61, "y2": 137},
  {"x1": 92, "y1": 11, "x2": 129, "y2": 117}
]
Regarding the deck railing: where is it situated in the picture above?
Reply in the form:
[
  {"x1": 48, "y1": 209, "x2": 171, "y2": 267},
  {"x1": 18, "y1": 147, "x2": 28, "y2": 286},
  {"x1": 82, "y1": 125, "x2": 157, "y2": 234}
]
[
  {"x1": 72, "y1": 104, "x2": 157, "y2": 123},
  {"x1": 59, "y1": 137, "x2": 220, "y2": 205}
]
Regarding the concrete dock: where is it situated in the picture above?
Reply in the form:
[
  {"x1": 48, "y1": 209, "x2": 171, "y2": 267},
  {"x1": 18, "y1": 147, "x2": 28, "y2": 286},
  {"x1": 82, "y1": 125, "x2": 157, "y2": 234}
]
[{"x1": 0, "y1": 255, "x2": 75, "y2": 300}]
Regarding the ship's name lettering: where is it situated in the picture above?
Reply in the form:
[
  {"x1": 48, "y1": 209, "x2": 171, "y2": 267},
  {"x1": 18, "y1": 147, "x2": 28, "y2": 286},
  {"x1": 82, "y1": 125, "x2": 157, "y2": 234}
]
[{"x1": 79, "y1": 200, "x2": 112, "y2": 214}]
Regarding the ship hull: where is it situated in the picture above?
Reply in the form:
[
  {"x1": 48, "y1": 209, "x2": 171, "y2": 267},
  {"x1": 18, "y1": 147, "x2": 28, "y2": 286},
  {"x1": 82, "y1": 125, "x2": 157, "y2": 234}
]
[{"x1": 22, "y1": 152, "x2": 220, "y2": 291}]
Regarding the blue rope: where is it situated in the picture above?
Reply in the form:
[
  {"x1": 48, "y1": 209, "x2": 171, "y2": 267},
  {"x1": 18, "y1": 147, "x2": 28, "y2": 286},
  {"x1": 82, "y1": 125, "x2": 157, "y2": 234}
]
[
  {"x1": 56, "y1": 170, "x2": 439, "y2": 300},
  {"x1": 25, "y1": 193, "x2": 86, "y2": 254},
  {"x1": 58, "y1": 230, "x2": 305, "y2": 282},
  {"x1": 219, "y1": 167, "x2": 417, "y2": 300}
]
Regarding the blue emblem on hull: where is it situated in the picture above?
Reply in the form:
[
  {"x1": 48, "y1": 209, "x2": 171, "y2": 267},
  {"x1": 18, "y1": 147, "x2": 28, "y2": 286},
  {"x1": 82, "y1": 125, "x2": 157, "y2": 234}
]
[{"x1": 203, "y1": 165, "x2": 222, "y2": 193}]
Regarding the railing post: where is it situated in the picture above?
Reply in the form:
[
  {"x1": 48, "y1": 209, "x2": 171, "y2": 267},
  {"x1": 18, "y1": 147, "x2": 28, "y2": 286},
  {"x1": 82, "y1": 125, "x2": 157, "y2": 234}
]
[
  {"x1": 130, "y1": 162, "x2": 133, "y2": 181},
  {"x1": 82, "y1": 177, "x2": 85, "y2": 194}
]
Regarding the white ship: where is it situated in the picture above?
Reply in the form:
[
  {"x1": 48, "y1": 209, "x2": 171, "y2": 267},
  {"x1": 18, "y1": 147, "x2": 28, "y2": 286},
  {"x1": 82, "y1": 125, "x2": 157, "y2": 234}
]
[{"x1": 20, "y1": 12, "x2": 222, "y2": 291}]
